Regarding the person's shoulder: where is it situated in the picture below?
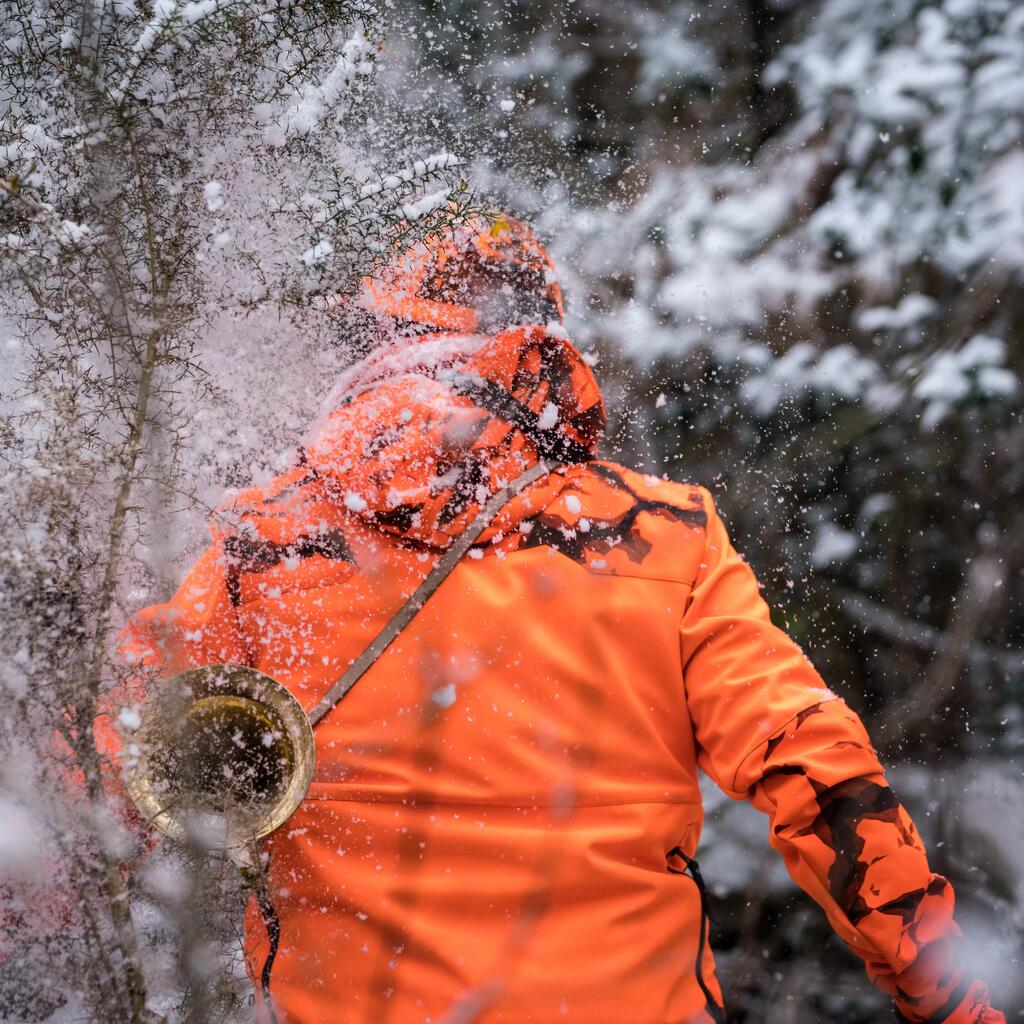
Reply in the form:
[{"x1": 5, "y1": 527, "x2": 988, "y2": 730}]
[
  {"x1": 527, "y1": 460, "x2": 710, "y2": 584},
  {"x1": 211, "y1": 463, "x2": 324, "y2": 539},
  {"x1": 575, "y1": 459, "x2": 710, "y2": 528}
]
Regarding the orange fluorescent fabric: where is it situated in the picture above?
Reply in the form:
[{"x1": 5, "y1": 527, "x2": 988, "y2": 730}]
[
  {"x1": 357, "y1": 216, "x2": 565, "y2": 333},
  {"x1": 126, "y1": 321, "x2": 1004, "y2": 1024}
]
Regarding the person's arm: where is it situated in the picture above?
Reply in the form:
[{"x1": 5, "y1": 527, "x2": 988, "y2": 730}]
[
  {"x1": 97, "y1": 530, "x2": 252, "y2": 770},
  {"x1": 118, "y1": 532, "x2": 251, "y2": 677},
  {"x1": 680, "y1": 489, "x2": 1004, "y2": 1024}
]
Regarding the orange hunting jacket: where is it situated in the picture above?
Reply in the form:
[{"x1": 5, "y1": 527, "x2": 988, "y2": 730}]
[{"x1": 126, "y1": 324, "x2": 1002, "y2": 1024}]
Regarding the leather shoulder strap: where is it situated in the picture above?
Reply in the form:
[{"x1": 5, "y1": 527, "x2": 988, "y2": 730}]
[{"x1": 306, "y1": 459, "x2": 559, "y2": 727}]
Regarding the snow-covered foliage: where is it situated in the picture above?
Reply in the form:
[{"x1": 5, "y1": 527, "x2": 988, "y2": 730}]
[{"x1": 0, "y1": 2, "x2": 473, "y2": 1019}]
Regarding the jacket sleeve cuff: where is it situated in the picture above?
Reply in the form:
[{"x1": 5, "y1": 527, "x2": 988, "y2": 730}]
[{"x1": 894, "y1": 978, "x2": 1004, "y2": 1024}]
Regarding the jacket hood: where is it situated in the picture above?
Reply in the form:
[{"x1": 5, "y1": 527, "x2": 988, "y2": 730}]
[
  {"x1": 358, "y1": 215, "x2": 565, "y2": 335},
  {"x1": 302, "y1": 323, "x2": 605, "y2": 548}
]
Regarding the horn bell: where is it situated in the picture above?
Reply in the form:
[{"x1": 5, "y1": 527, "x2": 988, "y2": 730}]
[{"x1": 124, "y1": 665, "x2": 315, "y2": 850}]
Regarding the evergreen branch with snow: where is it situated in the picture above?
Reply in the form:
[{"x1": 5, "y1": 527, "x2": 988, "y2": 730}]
[{"x1": 0, "y1": 0, "x2": 478, "y2": 1020}]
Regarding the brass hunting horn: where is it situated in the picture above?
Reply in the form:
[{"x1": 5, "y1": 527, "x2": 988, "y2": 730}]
[{"x1": 123, "y1": 664, "x2": 315, "y2": 851}]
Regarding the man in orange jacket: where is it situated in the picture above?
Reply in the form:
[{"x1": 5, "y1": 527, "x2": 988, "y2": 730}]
[{"x1": 127, "y1": 217, "x2": 1005, "y2": 1024}]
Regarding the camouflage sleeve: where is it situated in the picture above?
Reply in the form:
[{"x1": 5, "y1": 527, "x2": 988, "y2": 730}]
[
  {"x1": 681, "y1": 491, "x2": 1003, "y2": 1024},
  {"x1": 737, "y1": 702, "x2": 1002, "y2": 1024}
]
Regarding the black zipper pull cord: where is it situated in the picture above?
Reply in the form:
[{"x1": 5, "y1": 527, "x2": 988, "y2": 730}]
[
  {"x1": 667, "y1": 846, "x2": 726, "y2": 1024},
  {"x1": 668, "y1": 846, "x2": 718, "y2": 926},
  {"x1": 254, "y1": 873, "x2": 281, "y2": 1024},
  {"x1": 241, "y1": 851, "x2": 281, "y2": 1024}
]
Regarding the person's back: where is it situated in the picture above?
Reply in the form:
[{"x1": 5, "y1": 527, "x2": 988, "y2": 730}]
[{"x1": 128, "y1": 219, "x2": 1004, "y2": 1024}]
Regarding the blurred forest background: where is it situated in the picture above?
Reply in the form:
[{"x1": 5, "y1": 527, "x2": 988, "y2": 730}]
[
  {"x1": 384, "y1": 0, "x2": 1024, "y2": 1019},
  {"x1": 1, "y1": 0, "x2": 1022, "y2": 1021}
]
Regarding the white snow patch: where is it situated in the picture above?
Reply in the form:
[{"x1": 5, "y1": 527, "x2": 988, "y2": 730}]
[
  {"x1": 857, "y1": 293, "x2": 937, "y2": 333},
  {"x1": 537, "y1": 402, "x2": 559, "y2": 430},
  {"x1": 810, "y1": 523, "x2": 859, "y2": 568},
  {"x1": 301, "y1": 237, "x2": 334, "y2": 269},
  {"x1": 0, "y1": 796, "x2": 46, "y2": 874},
  {"x1": 118, "y1": 706, "x2": 142, "y2": 732},
  {"x1": 203, "y1": 180, "x2": 224, "y2": 213},
  {"x1": 431, "y1": 684, "x2": 457, "y2": 708},
  {"x1": 914, "y1": 335, "x2": 1018, "y2": 428}
]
